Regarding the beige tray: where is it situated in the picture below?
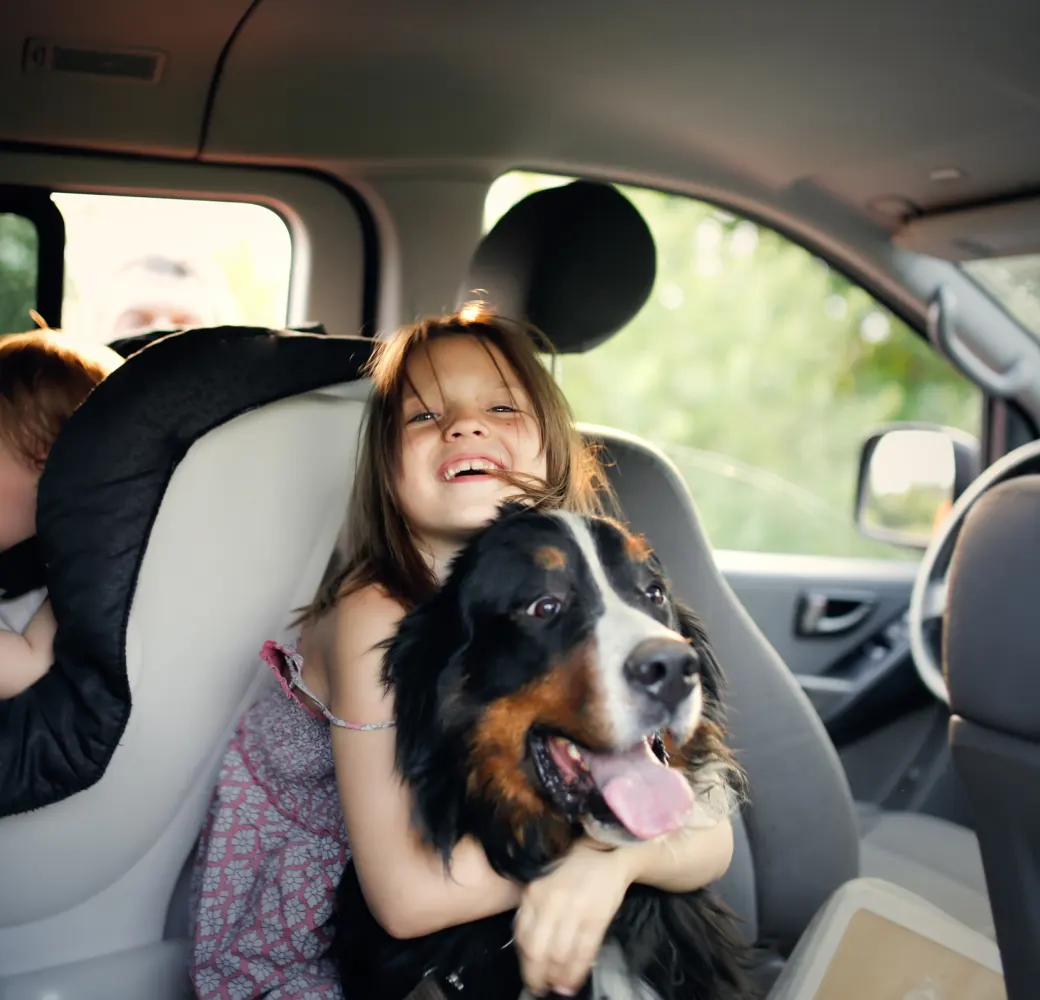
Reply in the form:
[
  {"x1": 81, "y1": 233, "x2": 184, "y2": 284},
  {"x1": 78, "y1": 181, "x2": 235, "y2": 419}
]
[{"x1": 767, "y1": 877, "x2": 1005, "y2": 1000}]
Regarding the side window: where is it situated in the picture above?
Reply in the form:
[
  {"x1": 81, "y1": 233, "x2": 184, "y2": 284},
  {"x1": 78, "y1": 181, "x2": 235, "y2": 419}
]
[
  {"x1": 2, "y1": 192, "x2": 292, "y2": 344},
  {"x1": 485, "y1": 173, "x2": 983, "y2": 560},
  {"x1": 0, "y1": 213, "x2": 38, "y2": 334},
  {"x1": 0, "y1": 187, "x2": 64, "y2": 334},
  {"x1": 52, "y1": 193, "x2": 292, "y2": 344}
]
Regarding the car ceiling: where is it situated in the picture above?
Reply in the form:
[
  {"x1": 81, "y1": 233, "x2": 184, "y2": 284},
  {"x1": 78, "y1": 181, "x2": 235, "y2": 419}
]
[{"x1": 3, "y1": 0, "x2": 1040, "y2": 232}]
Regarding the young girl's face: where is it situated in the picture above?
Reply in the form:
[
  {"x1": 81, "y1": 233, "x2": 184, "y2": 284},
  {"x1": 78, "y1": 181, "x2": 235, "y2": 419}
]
[
  {"x1": 0, "y1": 438, "x2": 40, "y2": 551},
  {"x1": 396, "y1": 335, "x2": 547, "y2": 551}
]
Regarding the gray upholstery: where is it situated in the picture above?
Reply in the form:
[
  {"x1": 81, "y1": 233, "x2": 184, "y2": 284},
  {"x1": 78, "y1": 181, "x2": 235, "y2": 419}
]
[
  {"x1": 583, "y1": 424, "x2": 994, "y2": 946},
  {"x1": 715, "y1": 802, "x2": 758, "y2": 944},
  {"x1": 857, "y1": 806, "x2": 993, "y2": 938},
  {"x1": 0, "y1": 940, "x2": 192, "y2": 1000},
  {"x1": 946, "y1": 476, "x2": 1040, "y2": 995},
  {"x1": 585, "y1": 425, "x2": 860, "y2": 948},
  {"x1": 946, "y1": 476, "x2": 1040, "y2": 741}
]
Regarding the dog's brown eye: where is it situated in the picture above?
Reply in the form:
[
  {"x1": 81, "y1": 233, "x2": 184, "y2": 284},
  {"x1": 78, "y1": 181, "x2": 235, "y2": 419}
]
[
  {"x1": 645, "y1": 582, "x2": 666, "y2": 605},
  {"x1": 527, "y1": 596, "x2": 562, "y2": 619}
]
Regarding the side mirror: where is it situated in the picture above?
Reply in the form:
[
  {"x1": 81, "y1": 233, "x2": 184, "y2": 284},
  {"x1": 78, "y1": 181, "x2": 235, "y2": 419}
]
[{"x1": 855, "y1": 423, "x2": 980, "y2": 550}]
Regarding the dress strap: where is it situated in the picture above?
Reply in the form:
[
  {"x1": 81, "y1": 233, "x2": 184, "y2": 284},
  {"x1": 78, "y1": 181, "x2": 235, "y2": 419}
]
[{"x1": 259, "y1": 640, "x2": 396, "y2": 731}]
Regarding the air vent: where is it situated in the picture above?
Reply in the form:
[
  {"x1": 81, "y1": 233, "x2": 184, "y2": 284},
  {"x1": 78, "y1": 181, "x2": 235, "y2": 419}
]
[{"x1": 23, "y1": 38, "x2": 165, "y2": 85}]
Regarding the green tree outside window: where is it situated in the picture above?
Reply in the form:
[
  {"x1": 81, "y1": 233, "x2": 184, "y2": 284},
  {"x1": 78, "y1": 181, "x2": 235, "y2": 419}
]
[{"x1": 0, "y1": 214, "x2": 39, "y2": 335}]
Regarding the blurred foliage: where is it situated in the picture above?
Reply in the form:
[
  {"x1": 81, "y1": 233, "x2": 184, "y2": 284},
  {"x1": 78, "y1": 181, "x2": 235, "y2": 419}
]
[
  {"x1": 863, "y1": 486, "x2": 951, "y2": 546},
  {"x1": 486, "y1": 174, "x2": 983, "y2": 559},
  {"x1": 0, "y1": 214, "x2": 38, "y2": 335}
]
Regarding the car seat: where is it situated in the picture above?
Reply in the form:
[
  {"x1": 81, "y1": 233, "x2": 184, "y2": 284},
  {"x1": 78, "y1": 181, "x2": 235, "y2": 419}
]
[{"x1": 0, "y1": 328, "x2": 373, "y2": 998}]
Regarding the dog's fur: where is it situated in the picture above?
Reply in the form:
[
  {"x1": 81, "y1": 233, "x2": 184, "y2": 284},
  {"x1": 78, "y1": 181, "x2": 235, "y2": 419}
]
[{"x1": 330, "y1": 505, "x2": 756, "y2": 1000}]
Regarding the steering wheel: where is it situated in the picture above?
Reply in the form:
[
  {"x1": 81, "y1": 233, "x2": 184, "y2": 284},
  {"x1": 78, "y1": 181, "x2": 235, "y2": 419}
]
[{"x1": 909, "y1": 439, "x2": 1040, "y2": 702}]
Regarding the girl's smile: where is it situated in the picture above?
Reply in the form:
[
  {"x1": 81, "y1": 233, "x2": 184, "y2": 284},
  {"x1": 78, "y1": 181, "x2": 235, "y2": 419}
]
[{"x1": 438, "y1": 453, "x2": 507, "y2": 482}]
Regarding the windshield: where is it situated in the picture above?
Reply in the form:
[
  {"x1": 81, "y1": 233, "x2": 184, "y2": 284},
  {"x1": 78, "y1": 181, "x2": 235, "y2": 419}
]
[{"x1": 962, "y1": 255, "x2": 1040, "y2": 337}]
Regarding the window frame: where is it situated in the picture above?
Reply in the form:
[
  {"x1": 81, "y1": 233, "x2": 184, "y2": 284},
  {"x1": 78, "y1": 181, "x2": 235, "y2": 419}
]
[
  {"x1": 0, "y1": 184, "x2": 66, "y2": 328},
  {"x1": 0, "y1": 150, "x2": 377, "y2": 341}
]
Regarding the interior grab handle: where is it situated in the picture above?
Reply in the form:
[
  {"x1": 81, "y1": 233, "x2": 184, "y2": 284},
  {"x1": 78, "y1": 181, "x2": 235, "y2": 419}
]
[
  {"x1": 796, "y1": 590, "x2": 876, "y2": 638},
  {"x1": 927, "y1": 286, "x2": 1034, "y2": 398}
]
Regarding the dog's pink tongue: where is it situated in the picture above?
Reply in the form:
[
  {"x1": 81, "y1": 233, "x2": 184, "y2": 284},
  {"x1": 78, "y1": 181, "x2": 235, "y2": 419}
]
[{"x1": 582, "y1": 742, "x2": 694, "y2": 840}]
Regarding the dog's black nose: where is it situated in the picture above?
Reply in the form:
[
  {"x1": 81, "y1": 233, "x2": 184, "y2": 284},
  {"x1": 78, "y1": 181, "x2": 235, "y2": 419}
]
[{"x1": 623, "y1": 638, "x2": 699, "y2": 711}]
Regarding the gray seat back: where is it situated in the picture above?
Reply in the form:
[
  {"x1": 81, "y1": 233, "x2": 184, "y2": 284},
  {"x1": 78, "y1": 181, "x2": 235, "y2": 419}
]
[
  {"x1": 583, "y1": 424, "x2": 860, "y2": 948},
  {"x1": 947, "y1": 475, "x2": 1040, "y2": 999}
]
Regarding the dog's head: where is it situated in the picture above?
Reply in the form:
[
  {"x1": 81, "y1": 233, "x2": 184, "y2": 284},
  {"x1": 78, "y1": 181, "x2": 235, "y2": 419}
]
[{"x1": 385, "y1": 504, "x2": 740, "y2": 879}]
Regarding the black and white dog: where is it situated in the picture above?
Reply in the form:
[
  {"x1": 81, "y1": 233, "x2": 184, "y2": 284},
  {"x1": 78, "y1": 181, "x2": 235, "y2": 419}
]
[{"x1": 330, "y1": 505, "x2": 755, "y2": 1000}]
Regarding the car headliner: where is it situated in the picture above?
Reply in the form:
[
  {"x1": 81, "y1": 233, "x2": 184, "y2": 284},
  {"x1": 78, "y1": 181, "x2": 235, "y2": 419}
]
[{"x1": 3, "y1": 0, "x2": 1039, "y2": 235}]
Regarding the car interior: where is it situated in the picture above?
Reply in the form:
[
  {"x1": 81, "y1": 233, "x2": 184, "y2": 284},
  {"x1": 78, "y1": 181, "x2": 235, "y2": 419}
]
[{"x1": 1, "y1": 2, "x2": 1039, "y2": 998}]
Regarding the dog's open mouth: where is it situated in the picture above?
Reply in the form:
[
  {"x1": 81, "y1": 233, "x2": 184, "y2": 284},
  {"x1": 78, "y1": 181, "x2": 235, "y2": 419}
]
[{"x1": 529, "y1": 730, "x2": 694, "y2": 840}]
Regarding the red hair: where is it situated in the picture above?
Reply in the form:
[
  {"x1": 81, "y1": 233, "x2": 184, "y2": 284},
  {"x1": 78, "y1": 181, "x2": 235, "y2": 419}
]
[{"x1": 0, "y1": 330, "x2": 122, "y2": 466}]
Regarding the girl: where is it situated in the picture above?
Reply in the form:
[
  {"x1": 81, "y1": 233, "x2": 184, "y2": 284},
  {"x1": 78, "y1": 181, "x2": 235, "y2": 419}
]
[{"x1": 190, "y1": 311, "x2": 737, "y2": 1000}]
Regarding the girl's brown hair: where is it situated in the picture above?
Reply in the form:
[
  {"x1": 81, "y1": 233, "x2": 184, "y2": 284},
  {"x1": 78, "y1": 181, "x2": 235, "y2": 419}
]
[{"x1": 300, "y1": 309, "x2": 611, "y2": 620}]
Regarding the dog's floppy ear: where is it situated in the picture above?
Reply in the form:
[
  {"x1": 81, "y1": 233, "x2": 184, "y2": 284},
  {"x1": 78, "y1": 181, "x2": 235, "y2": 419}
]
[
  {"x1": 380, "y1": 583, "x2": 476, "y2": 863},
  {"x1": 674, "y1": 600, "x2": 725, "y2": 706},
  {"x1": 672, "y1": 598, "x2": 747, "y2": 809}
]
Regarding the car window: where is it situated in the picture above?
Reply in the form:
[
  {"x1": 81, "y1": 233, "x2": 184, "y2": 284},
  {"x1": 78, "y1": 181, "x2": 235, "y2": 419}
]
[
  {"x1": 52, "y1": 193, "x2": 292, "y2": 344},
  {"x1": 485, "y1": 173, "x2": 983, "y2": 560},
  {"x1": 0, "y1": 213, "x2": 39, "y2": 334},
  {"x1": 962, "y1": 254, "x2": 1040, "y2": 339}
]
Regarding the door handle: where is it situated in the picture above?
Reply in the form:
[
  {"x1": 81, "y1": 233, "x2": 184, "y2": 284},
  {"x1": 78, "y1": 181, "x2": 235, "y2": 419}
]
[{"x1": 795, "y1": 590, "x2": 876, "y2": 638}]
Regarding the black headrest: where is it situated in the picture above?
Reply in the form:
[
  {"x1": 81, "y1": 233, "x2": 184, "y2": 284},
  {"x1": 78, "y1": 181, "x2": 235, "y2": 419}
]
[
  {"x1": 0, "y1": 327, "x2": 373, "y2": 818},
  {"x1": 108, "y1": 321, "x2": 329, "y2": 360},
  {"x1": 461, "y1": 180, "x2": 656, "y2": 353},
  {"x1": 946, "y1": 476, "x2": 1040, "y2": 742}
]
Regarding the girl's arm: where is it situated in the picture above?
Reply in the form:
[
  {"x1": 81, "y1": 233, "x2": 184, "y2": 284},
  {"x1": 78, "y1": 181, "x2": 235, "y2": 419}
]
[
  {"x1": 515, "y1": 819, "x2": 735, "y2": 996},
  {"x1": 0, "y1": 600, "x2": 56, "y2": 700},
  {"x1": 623, "y1": 815, "x2": 735, "y2": 891},
  {"x1": 327, "y1": 585, "x2": 521, "y2": 940}
]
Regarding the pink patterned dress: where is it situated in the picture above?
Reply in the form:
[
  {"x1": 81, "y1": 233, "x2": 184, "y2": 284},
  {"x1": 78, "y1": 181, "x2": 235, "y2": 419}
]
[{"x1": 189, "y1": 642, "x2": 394, "y2": 1000}]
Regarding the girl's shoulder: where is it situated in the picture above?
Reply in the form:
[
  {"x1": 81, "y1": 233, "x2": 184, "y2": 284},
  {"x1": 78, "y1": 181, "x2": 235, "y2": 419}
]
[
  {"x1": 333, "y1": 583, "x2": 406, "y2": 640},
  {"x1": 325, "y1": 584, "x2": 408, "y2": 706},
  {"x1": 305, "y1": 583, "x2": 403, "y2": 660}
]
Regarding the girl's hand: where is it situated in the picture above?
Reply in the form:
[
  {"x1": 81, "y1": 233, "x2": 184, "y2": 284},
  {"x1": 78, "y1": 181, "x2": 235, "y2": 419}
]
[{"x1": 513, "y1": 838, "x2": 634, "y2": 997}]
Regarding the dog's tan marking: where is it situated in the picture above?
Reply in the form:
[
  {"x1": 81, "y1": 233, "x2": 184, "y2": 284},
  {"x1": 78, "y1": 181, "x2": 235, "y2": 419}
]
[
  {"x1": 663, "y1": 718, "x2": 729, "y2": 768},
  {"x1": 663, "y1": 717, "x2": 746, "y2": 818},
  {"x1": 623, "y1": 531, "x2": 653, "y2": 564},
  {"x1": 467, "y1": 639, "x2": 614, "y2": 848},
  {"x1": 534, "y1": 545, "x2": 567, "y2": 571}
]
